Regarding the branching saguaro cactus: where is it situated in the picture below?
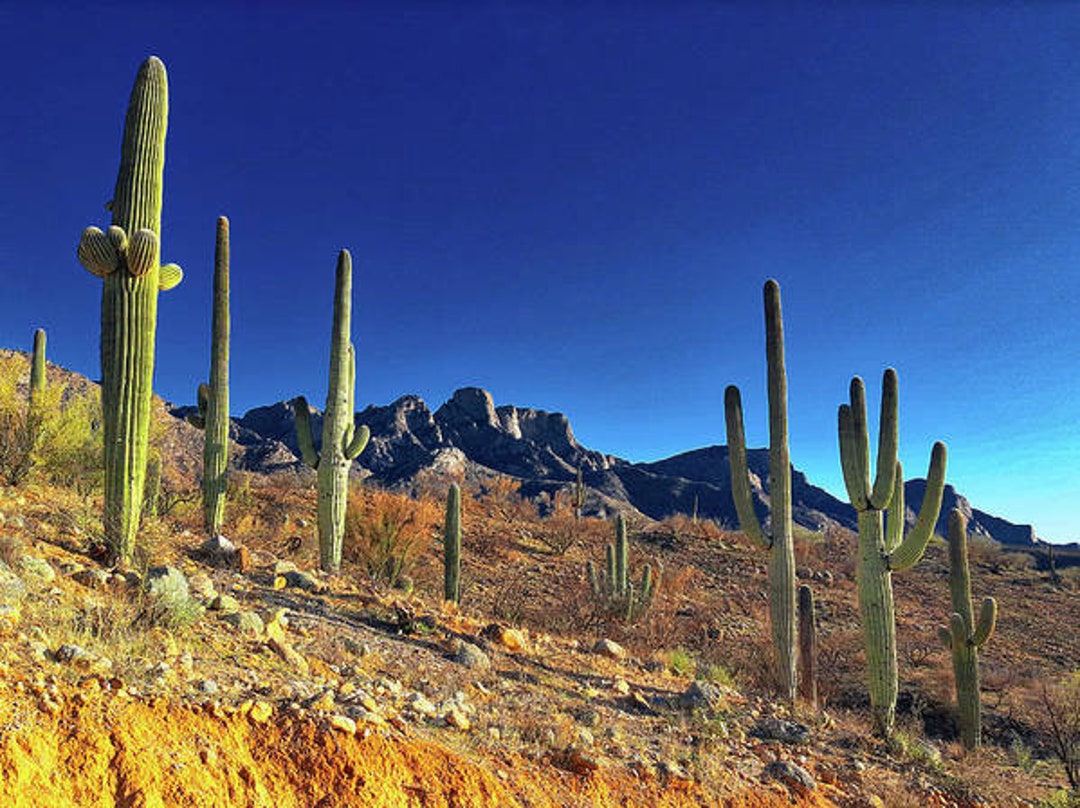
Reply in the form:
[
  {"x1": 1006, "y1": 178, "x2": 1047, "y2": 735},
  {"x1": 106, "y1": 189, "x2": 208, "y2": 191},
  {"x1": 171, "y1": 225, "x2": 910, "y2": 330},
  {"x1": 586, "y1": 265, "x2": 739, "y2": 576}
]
[
  {"x1": 938, "y1": 509, "x2": 997, "y2": 750},
  {"x1": 444, "y1": 483, "x2": 462, "y2": 604},
  {"x1": 587, "y1": 513, "x2": 656, "y2": 620},
  {"x1": 291, "y1": 250, "x2": 370, "y2": 573},
  {"x1": 724, "y1": 279, "x2": 797, "y2": 703},
  {"x1": 838, "y1": 368, "x2": 947, "y2": 736},
  {"x1": 187, "y1": 217, "x2": 230, "y2": 536},
  {"x1": 77, "y1": 57, "x2": 182, "y2": 565}
]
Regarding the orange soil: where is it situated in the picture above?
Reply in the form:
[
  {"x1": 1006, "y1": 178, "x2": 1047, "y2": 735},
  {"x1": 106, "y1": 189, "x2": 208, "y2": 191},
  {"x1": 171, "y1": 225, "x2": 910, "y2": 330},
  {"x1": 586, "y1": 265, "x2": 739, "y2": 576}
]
[{"x1": 0, "y1": 692, "x2": 838, "y2": 808}]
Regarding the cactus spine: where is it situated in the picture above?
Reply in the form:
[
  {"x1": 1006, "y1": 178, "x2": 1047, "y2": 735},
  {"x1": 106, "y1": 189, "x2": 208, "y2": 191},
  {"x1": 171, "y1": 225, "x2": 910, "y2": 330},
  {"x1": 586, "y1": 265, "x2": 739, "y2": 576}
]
[
  {"x1": 29, "y1": 329, "x2": 46, "y2": 409},
  {"x1": 838, "y1": 369, "x2": 947, "y2": 736},
  {"x1": 938, "y1": 509, "x2": 997, "y2": 749},
  {"x1": 77, "y1": 57, "x2": 182, "y2": 565},
  {"x1": 291, "y1": 250, "x2": 370, "y2": 573},
  {"x1": 187, "y1": 217, "x2": 231, "y2": 536},
  {"x1": 587, "y1": 513, "x2": 655, "y2": 618},
  {"x1": 724, "y1": 279, "x2": 797, "y2": 703},
  {"x1": 444, "y1": 483, "x2": 462, "y2": 604}
]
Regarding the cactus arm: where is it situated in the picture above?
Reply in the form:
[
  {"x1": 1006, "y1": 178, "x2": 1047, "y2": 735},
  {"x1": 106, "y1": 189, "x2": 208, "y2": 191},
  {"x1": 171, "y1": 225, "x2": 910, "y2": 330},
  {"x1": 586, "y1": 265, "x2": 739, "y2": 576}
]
[
  {"x1": 849, "y1": 378, "x2": 872, "y2": 506},
  {"x1": 972, "y1": 597, "x2": 997, "y2": 647},
  {"x1": 889, "y1": 441, "x2": 947, "y2": 572},
  {"x1": 291, "y1": 396, "x2": 320, "y2": 468},
  {"x1": 344, "y1": 425, "x2": 370, "y2": 461},
  {"x1": 340, "y1": 343, "x2": 369, "y2": 460},
  {"x1": 724, "y1": 385, "x2": 770, "y2": 549},
  {"x1": 158, "y1": 263, "x2": 183, "y2": 290},
  {"x1": 867, "y1": 369, "x2": 899, "y2": 509},
  {"x1": 838, "y1": 404, "x2": 869, "y2": 510},
  {"x1": 884, "y1": 461, "x2": 903, "y2": 553}
]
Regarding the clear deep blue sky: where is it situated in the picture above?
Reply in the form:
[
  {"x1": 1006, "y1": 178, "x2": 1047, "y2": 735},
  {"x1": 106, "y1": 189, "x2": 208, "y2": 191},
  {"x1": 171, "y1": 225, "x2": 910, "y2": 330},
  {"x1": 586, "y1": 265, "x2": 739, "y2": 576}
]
[{"x1": 1, "y1": 4, "x2": 1078, "y2": 541}]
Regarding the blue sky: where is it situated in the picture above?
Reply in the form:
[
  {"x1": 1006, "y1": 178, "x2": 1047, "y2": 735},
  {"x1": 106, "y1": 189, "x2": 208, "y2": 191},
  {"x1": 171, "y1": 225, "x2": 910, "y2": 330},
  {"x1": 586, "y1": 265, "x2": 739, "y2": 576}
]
[{"x1": 1, "y1": 4, "x2": 1078, "y2": 541}]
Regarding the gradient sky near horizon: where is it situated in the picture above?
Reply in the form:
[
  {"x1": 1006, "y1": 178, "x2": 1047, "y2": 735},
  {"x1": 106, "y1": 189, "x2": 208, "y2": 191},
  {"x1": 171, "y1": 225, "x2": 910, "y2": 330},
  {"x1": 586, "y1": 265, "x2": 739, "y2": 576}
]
[{"x1": 1, "y1": 3, "x2": 1078, "y2": 541}]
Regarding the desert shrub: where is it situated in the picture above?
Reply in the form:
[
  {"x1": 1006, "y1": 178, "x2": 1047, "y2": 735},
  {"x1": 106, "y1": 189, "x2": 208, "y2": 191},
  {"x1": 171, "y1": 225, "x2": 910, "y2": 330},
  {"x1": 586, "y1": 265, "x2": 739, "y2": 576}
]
[
  {"x1": 0, "y1": 356, "x2": 40, "y2": 486},
  {"x1": 1039, "y1": 670, "x2": 1080, "y2": 790},
  {"x1": 343, "y1": 486, "x2": 441, "y2": 587}
]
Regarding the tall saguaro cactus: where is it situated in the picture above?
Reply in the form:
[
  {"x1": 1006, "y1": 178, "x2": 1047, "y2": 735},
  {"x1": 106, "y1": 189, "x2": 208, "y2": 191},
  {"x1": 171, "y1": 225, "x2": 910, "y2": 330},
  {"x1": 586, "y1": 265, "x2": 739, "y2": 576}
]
[
  {"x1": 444, "y1": 483, "x2": 462, "y2": 604},
  {"x1": 838, "y1": 369, "x2": 947, "y2": 736},
  {"x1": 938, "y1": 509, "x2": 997, "y2": 749},
  {"x1": 291, "y1": 250, "x2": 370, "y2": 573},
  {"x1": 187, "y1": 217, "x2": 231, "y2": 536},
  {"x1": 29, "y1": 329, "x2": 47, "y2": 408},
  {"x1": 77, "y1": 57, "x2": 182, "y2": 565},
  {"x1": 724, "y1": 279, "x2": 797, "y2": 704}
]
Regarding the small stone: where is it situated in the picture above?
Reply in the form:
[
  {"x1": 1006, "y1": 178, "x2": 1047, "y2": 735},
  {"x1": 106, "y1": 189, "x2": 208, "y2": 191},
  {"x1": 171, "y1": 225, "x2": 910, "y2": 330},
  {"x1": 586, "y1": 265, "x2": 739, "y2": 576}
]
[
  {"x1": 221, "y1": 611, "x2": 264, "y2": 636},
  {"x1": 612, "y1": 678, "x2": 631, "y2": 695},
  {"x1": 71, "y1": 568, "x2": 110, "y2": 590},
  {"x1": 763, "y1": 760, "x2": 816, "y2": 795},
  {"x1": 309, "y1": 690, "x2": 336, "y2": 711},
  {"x1": 751, "y1": 718, "x2": 811, "y2": 745},
  {"x1": 210, "y1": 594, "x2": 241, "y2": 613},
  {"x1": 452, "y1": 642, "x2": 490, "y2": 670},
  {"x1": 186, "y1": 572, "x2": 218, "y2": 602},
  {"x1": 679, "y1": 680, "x2": 730, "y2": 712},
  {"x1": 444, "y1": 707, "x2": 471, "y2": 731},
  {"x1": 407, "y1": 692, "x2": 438, "y2": 717},
  {"x1": 481, "y1": 623, "x2": 527, "y2": 653},
  {"x1": 329, "y1": 714, "x2": 357, "y2": 735},
  {"x1": 197, "y1": 679, "x2": 220, "y2": 695},
  {"x1": 17, "y1": 555, "x2": 55, "y2": 585},
  {"x1": 282, "y1": 569, "x2": 324, "y2": 593},
  {"x1": 592, "y1": 639, "x2": 626, "y2": 660},
  {"x1": 198, "y1": 535, "x2": 236, "y2": 567},
  {"x1": 248, "y1": 701, "x2": 273, "y2": 723}
]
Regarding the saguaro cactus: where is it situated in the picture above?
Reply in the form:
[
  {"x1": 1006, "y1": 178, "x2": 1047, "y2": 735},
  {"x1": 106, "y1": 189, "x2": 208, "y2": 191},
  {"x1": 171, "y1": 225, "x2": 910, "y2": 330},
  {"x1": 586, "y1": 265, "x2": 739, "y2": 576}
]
[
  {"x1": 291, "y1": 250, "x2": 370, "y2": 573},
  {"x1": 77, "y1": 57, "x2": 182, "y2": 565},
  {"x1": 29, "y1": 329, "x2": 46, "y2": 408},
  {"x1": 587, "y1": 513, "x2": 656, "y2": 619},
  {"x1": 724, "y1": 279, "x2": 797, "y2": 703},
  {"x1": 798, "y1": 584, "x2": 818, "y2": 710},
  {"x1": 837, "y1": 369, "x2": 947, "y2": 736},
  {"x1": 444, "y1": 483, "x2": 462, "y2": 604},
  {"x1": 938, "y1": 509, "x2": 997, "y2": 749},
  {"x1": 187, "y1": 217, "x2": 231, "y2": 536}
]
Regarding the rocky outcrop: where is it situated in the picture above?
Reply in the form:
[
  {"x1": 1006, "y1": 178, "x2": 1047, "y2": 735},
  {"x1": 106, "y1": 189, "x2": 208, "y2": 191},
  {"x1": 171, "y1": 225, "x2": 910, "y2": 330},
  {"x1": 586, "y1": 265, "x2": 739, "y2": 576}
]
[{"x1": 904, "y1": 480, "x2": 1038, "y2": 546}]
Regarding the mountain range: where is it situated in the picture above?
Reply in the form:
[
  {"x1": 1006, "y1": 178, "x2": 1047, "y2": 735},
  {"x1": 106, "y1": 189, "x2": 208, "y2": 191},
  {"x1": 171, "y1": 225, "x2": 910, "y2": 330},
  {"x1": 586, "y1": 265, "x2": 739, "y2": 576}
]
[{"x1": 185, "y1": 385, "x2": 1045, "y2": 548}]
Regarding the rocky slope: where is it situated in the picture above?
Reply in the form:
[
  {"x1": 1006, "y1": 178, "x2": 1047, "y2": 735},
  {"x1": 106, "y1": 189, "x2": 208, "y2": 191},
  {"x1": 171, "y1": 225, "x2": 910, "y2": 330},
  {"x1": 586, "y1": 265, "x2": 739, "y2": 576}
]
[{"x1": 225, "y1": 386, "x2": 1042, "y2": 546}]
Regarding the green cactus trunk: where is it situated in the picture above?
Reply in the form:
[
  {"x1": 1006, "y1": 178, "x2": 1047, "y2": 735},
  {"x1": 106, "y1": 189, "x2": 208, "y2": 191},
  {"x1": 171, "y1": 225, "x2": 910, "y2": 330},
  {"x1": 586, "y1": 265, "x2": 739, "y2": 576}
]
[
  {"x1": 724, "y1": 279, "x2": 797, "y2": 704},
  {"x1": 838, "y1": 370, "x2": 947, "y2": 737},
  {"x1": 939, "y1": 509, "x2": 997, "y2": 749},
  {"x1": 444, "y1": 483, "x2": 462, "y2": 604},
  {"x1": 78, "y1": 57, "x2": 182, "y2": 566},
  {"x1": 292, "y1": 250, "x2": 370, "y2": 574},
  {"x1": 614, "y1": 513, "x2": 629, "y2": 598},
  {"x1": 798, "y1": 584, "x2": 818, "y2": 709},
  {"x1": 856, "y1": 509, "x2": 899, "y2": 734},
  {"x1": 201, "y1": 216, "x2": 230, "y2": 536},
  {"x1": 29, "y1": 329, "x2": 46, "y2": 408}
]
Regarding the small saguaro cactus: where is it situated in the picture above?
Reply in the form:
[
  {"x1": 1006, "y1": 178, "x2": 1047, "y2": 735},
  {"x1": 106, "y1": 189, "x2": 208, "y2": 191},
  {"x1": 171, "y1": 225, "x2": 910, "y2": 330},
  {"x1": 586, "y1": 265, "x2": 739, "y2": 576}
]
[
  {"x1": 587, "y1": 513, "x2": 656, "y2": 619},
  {"x1": 29, "y1": 328, "x2": 46, "y2": 409},
  {"x1": 291, "y1": 250, "x2": 370, "y2": 573},
  {"x1": 938, "y1": 509, "x2": 997, "y2": 750},
  {"x1": 571, "y1": 467, "x2": 585, "y2": 520},
  {"x1": 444, "y1": 483, "x2": 462, "y2": 604},
  {"x1": 724, "y1": 279, "x2": 797, "y2": 704},
  {"x1": 837, "y1": 368, "x2": 947, "y2": 736},
  {"x1": 798, "y1": 584, "x2": 818, "y2": 710},
  {"x1": 187, "y1": 216, "x2": 231, "y2": 536},
  {"x1": 77, "y1": 57, "x2": 183, "y2": 565}
]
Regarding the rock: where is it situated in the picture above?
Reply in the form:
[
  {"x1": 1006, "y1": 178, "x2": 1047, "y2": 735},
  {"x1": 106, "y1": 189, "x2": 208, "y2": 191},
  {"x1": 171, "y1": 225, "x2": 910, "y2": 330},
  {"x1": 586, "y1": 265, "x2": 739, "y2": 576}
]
[
  {"x1": 612, "y1": 677, "x2": 631, "y2": 695},
  {"x1": 211, "y1": 594, "x2": 241, "y2": 613},
  {"x1": 186, "y1": 572, "x2": 218, "y2": 602},
  {"x1": 592, "y1": 638, "x2": 626, "y2": 660},
  {"x1": 221, "y1": 610, "x2": 264, "y2": 636},
  {"x1": 197, "y1": 679, "x2": 220, "y2": 695},
  {"x1": 308, "y1": 690, "x2": 336, "y2": 712},
  {"x1": 198, "y1": 535, "x2": 237, "y2": 567},
  {"x1": 481, "y1": 623, "x2": 527, "y2": 653},
  {"x1": 444, "y1": 707, "x2": 471, "y2": 731},
  {"x1": 679, "y1": 680, "x2": 730, "y2": 712},
  {"x1": 329, "y1": 714, "x2": 357, "y2": 735},
  {"x1": 763, "y1": 760, "x2": 816, "y2": 794},
  {"x1": 16, "y1": 555, "x2": 55, "y2": 585},
  {"x1": 751, "y1": 717, "x2": 811, "y2": 745},
  {"x1": 280, "y1": 569, "x2": 324, "y2": 593},
  {"x1": 451, "y1": 641, "x2": 491, "y2": 670},
  {"x1": 71, "y1": 568, "x2": 110, "y2": 590},
  {"x1": 406, "y1": 692, "x2": 438, "y2": 717},
  {"x1": 248, "y1": 701, "x2": 273, "y2": 723}
]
